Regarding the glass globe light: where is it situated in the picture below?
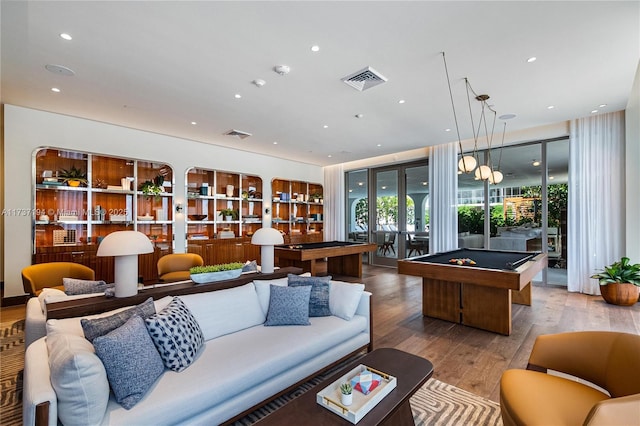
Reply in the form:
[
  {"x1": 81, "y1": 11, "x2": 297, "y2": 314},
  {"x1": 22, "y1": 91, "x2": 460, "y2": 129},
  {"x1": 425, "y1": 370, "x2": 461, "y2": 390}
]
[
  {"x1": 489, "y1": 170, "x2": 504, "y2": 184},
  {"x1": 458, "y1": 155, "x2": 477, "y2": 173},
  {"x1": 475, "y1": 164, "x2": 492, "y2": 180}
]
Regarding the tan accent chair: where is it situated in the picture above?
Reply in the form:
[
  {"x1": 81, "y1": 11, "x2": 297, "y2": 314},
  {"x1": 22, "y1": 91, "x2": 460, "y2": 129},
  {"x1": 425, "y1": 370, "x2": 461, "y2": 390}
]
[
  {"x1": 22, "y1": 262, "x2": 95, "y2": 296},
  {"x1": 157, "y1": 253, "x2": 204, "y2": 282},
  {"x1": 500, "y1": 331, "x2": 640, "y2": 426}
]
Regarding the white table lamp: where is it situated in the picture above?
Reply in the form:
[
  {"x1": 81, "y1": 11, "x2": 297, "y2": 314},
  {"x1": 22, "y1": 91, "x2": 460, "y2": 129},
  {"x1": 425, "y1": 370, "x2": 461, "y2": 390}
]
[
  {"x1": 97, "y1": 231, "x2": 154, "y2": 297},
  {"x1": 251, "y1": 227, "x2": 284, "y2": 274}
]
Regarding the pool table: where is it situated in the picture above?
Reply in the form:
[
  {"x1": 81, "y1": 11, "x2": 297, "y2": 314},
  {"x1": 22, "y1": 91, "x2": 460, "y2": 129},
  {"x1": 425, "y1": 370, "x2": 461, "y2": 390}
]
[
  {"x1": 397, "y1": 248, "x2": 547, "y2": 335},
  {"x1": 275, "y1": 241, "x2": 377, "y2": 278}
]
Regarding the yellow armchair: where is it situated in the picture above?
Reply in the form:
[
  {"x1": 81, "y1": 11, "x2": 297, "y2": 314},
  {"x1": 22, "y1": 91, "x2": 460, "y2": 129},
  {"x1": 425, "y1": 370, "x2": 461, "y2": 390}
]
[
  {"x1": 157, "y1": 253, "x2": 204, "y2": 282},
  {"x1": 22, "y1": 262, "x2": 95, "y2": 296},
  {"x1": 500, "y1": 331, "x2": 640, "y2": 426}
]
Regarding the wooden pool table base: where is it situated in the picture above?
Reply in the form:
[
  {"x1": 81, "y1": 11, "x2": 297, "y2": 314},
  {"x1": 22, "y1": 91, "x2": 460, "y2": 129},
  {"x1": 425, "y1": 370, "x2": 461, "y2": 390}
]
[{"x1": 422, "y1": 278, "x2": 531, "y2": 335}]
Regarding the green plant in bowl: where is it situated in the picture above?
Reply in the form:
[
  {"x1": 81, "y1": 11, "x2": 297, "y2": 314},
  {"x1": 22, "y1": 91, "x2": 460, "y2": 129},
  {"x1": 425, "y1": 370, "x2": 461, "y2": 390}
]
[{"x1": 190, "y1": 262, "x2": 244, "y2": 274}]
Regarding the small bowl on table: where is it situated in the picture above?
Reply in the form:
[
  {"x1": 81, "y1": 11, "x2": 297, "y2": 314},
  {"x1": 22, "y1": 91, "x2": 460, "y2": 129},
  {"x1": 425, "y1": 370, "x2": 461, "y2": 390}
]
[{"x1": 189, "y1": 214, "x2": 207, "y2": 221}]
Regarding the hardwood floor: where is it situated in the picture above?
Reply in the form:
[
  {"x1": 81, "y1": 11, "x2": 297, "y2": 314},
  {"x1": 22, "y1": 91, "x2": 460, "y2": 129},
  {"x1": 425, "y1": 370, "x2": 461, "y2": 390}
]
[{"x1": 1, "y1": 263, "x2": 638, "y2": 405}]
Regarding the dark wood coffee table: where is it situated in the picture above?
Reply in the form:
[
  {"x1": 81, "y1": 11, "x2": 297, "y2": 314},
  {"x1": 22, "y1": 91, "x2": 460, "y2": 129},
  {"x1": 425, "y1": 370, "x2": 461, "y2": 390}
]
[{"x1": 254, "y1": 348, "x2": 434, "y2": 425}]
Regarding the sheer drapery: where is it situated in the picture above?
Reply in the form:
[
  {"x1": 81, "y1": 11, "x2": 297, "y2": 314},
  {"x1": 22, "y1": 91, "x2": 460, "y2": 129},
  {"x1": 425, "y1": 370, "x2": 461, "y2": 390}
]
[
  {"x1": 323, "y1": 163, "x2": 345, "y2": 241},
  {"x1": 568, "y1": 111, "x2": 625, "y2": 294},
  {"x1": 428, "y1": 142, "x2": 458, "y2": 253}
]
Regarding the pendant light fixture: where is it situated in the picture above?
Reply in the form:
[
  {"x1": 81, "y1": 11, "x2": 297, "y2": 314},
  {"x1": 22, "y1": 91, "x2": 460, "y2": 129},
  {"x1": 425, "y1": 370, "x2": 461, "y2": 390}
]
[{"x1": 489, "y1": 122, "x2": 506, "y2": 184}]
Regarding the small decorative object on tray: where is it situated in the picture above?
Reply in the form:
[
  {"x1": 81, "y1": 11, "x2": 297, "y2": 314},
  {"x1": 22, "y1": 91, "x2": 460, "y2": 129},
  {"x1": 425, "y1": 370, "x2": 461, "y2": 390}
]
[
  {"x1": 316, "y1": 364, "x2": 397, "y2": 424},
  {"x1": 449, "y1": 257, "x2": 476, "y2": 266},
  {"x1": 351, "y1": 370, "x2": 382, "y2": 395}
]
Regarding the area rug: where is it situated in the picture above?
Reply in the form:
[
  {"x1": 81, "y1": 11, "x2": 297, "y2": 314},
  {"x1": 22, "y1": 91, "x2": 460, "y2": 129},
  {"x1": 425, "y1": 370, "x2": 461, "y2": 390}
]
[{"x1": 0, "y1": 319, "x2": 501, "y2": 426}]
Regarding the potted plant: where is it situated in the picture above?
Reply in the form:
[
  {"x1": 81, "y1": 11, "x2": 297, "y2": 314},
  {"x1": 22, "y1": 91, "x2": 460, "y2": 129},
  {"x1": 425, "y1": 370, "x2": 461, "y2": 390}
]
[
  {"x1": 140, "y1": 180, "x2": 163, "y2": 199},
  {"x1": 311, "y1": 192, "x2": 323, "y2": 203},
  {"x1": 59, "y1": 166, "x2": 87, "y2": 187},
  {"x1": 189, "y1": 262, "x2": 244, "y2": 284},
  {"x1": 220, "y1": 208, "x2": 237, "y2": 221},
  {"x1": 339, "y1": 382, "x2": 353, "y2": 406},
  {"x1": 591, "y1": 257, "x2": 640, "y2": 306}
]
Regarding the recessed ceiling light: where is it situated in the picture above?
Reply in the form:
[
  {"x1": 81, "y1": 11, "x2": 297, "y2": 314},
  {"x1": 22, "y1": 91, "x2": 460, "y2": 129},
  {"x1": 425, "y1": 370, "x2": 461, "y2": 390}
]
[
  {"x1": 599, "y1": 104, "x2": 607, "y2": 108},
  {"x1": 191, "y1": 121, "x2": 197, "y2": 125},
  {"x1": 381, "y1": 186, "x2": 387, "y2": 190},
  {"x1": 377, "y1": 144, "x2": 381, "y2": 147},
  {"x1": 532, "y1": 160, "x2": 541, "y2": 166},
  {"x1": 398, "y1": 99, "x2": 406, "y2": 104},
  {"x1": 591, "y1": 109, "x2": 598, "y2": 114},
  {"x1": 422, "y1": 181, "x2": 428, "y2": 186},
  {"x1": 234, "y1": 94, "x2": 242, "y2": 99},
  {"x1": 328, "y1": 154, "x2": 332, "y2": 158},
  {"x1": 349, "y1": 189, "x2": 353, "y2": 193},
  {"x1": 51, "y1": 87, "x2": 60, "y2": 92},
  {"x1": 527, "y1": 57, "x2": 537, "y2": 63},
  {"x1": 358, "y1": 182, "x2": 364, "y2": 186},
  {"x1": 273, "y1": 141, "x2": 278, "y2": 145},
  {"x1": 549, "y1": 176, "x2": 555, "y2": 180},
  {"x1": 445, "y1": 128, "x2": 451, "y2": 132},
  {"x1": 323, "y1": 125, "x2": 329, "y2": 129},
  {"x1": 547, "y1": 105, "x2": 555, "y2": 109},
  {"x1": 60, "y1": 33, "x2": 72, "y2": 41},
  {"x1": 355, "y1": 114, "x2": 364, "y2": 119},
  {"x1": 311, "y1": 45, "x2": 320, "y2": 52}
]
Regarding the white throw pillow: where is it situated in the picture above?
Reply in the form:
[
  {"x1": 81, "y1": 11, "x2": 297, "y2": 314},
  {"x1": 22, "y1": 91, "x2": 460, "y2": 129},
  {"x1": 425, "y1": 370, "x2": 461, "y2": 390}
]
[
  {"x1": 180, "y1": 283, "x2": 265, "y2": 340},
  {"x1": 329, "y1": 281, "x2": 365, "y2": 321},
  {"x1": 253, "y1": 272, "x2": 312, "y2": 315},
  {"x1": 47, "y1": 333, "x2": 109, "y2": 426}
]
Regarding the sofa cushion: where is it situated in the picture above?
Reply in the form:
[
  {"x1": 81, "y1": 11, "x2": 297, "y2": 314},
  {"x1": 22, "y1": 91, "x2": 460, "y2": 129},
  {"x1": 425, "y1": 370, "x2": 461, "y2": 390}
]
[
  {"x1": 288, "y1": 274, "x2": 332, "y2": 317},
  {"x1": 93, "y1": 315, "x2": 164, "y2": 409},
  {"x1": 264, "y1": 285, "x2": 312, "y2": 326},
  {"x1": 81, "y1": 297, "x2": 156, "y2": 342},
  {"x1": 254, "y1": 273, "x2": 312, "y2": 315},
  {"x1": 180, "y1": 283, "x2": 265, "y2": 341},
  {"x1": 38, "y1": 288, "x2": 67, "y2": 311},
  {"x1": 329, "y1": 281, "x2": 365, "y2": 320},
  {"x1": 145, "y1": 297, "x2": 205, "y2": 372},
  {"x1": 63, "y1": 278, "x2": 113, "y2": 295},
  {"x1": 47, "y1": 332, "x2": 109, "y2": 426}
]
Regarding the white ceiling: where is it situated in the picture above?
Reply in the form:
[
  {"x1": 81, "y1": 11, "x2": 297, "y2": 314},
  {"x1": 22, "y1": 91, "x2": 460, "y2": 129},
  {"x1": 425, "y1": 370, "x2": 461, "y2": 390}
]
[{"x1": 2, "y1": 1, "x2": 638, "y2": 167}]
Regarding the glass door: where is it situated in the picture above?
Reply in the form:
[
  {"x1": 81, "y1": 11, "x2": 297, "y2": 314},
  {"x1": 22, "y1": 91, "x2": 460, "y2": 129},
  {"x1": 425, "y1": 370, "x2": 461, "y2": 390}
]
[{"x1": 371, "y1": 168, "x2": 400, "y2": 266}]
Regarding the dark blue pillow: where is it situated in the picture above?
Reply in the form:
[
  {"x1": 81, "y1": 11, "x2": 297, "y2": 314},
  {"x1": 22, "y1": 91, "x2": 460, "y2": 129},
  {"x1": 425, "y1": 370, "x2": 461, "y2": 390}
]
[
  {"x1": 288, "y1": 274, "x2": 332, "y2": 317},
  {"x1": 264, "y1": 285, "x2": 312, "y2": 326}
]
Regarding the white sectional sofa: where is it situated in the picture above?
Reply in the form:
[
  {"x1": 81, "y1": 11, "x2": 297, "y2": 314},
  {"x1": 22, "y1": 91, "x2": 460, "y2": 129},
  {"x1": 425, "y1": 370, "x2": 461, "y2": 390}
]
[{"x1": 23, "y1": 277, "x2": 371, "y2": 426}]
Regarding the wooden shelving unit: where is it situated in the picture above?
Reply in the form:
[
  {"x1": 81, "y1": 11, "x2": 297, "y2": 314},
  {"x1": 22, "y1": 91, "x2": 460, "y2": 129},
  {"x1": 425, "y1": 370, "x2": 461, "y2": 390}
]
[
  {"x1": 33, "y1": 148, "x2": 174, "y2": 283},
  {"x1": 271, "y1": 178, "x2": 323, "y2": 244}
]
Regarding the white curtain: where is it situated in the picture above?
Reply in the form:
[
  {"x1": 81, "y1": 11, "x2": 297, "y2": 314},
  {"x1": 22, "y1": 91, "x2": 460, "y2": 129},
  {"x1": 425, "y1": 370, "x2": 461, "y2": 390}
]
[
  {"x1": 568, "y1": 111, "x2": 625, "y2": 294},
  {"x1": 428, "y1": 142, "x2": 459, "y2": 253},
  {"x1": 323, "y1": 164, "x2": 345, "y2": 241}
]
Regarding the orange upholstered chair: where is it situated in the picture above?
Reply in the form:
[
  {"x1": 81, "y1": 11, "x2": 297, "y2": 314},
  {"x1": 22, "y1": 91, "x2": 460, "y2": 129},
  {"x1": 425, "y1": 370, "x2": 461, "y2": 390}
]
[
  {"x1": 500, "y1": 331, "x2": 640, "y2": 426},
  {"x1": 21, "y1": 262, "x2": 95, "y2": 296},
  {"x1": 157, "y1": 253, "x2": 204, "y2": 282}
]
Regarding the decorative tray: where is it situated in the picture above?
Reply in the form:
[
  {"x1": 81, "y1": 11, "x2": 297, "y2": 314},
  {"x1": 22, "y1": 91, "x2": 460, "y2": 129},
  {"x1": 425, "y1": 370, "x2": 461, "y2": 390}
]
[{"x1": 316, "y1": 364, "x2": 397, "y2": 424}]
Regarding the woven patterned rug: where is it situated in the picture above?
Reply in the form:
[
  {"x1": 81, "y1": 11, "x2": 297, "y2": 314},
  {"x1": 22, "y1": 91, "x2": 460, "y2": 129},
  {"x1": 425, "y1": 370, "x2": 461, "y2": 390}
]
[{"x1": 0, "y1": 319, "x2": 501, "y2": 425}]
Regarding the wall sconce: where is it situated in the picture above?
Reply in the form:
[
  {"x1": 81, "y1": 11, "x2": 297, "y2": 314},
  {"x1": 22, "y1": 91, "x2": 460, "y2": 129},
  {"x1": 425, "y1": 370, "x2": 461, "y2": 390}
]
[
  {"x1": 175, "y1": 203, "x2": 183, "y2": 213},
  {"x1": 265, "y1": 207, "x2": 271, "y2": 214}
]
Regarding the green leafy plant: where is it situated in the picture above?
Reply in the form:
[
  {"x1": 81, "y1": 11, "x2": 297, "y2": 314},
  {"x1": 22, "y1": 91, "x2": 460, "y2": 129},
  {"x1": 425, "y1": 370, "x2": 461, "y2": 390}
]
[
  {"x1": 339, "y1": 382, "x2": 353, "y2": 395},
  {"x1": 139, "y1": 180, "x2": 163, "y2": 198},
  {"x1": 219, "y1": 208, "x2": 238, "y2": 219},
  {"x1": 591, "y1": 257, "x2": 640, "y2": 286},
  {"x1": 59, "y1": 166, "x2": 87, "y2": 184},
  {"x1": 190, "y1": 262, "x2": 244, "y2": 274}
]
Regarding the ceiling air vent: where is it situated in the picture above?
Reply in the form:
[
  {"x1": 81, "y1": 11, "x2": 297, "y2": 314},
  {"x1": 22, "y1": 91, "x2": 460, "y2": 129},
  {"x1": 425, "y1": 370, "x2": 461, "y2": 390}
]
[
  {"x1": 223, "y1": 129, "x2": 252, "y2": 139},
  {"x1": 341, "y1": 66, "x2": 388, "y2": 91}
]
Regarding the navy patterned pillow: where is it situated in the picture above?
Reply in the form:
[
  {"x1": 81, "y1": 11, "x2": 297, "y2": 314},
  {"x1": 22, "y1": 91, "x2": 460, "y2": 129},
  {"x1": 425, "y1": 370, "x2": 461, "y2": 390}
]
[
  {"x1": 81, "y1": 297, "x2": 156, "y2": 342},
  {"x1": 287, "y1": 274, "x2": 332, "y2": 317},
  {"x1": 93, "y1": 315, "x2": 164, "y2": 410},
  {"x1": 144, "y1": 297, "x2": 205, "y2": 372},
  {"x1": 264, "y1": 284, "x2": 312, "y2": 326}
]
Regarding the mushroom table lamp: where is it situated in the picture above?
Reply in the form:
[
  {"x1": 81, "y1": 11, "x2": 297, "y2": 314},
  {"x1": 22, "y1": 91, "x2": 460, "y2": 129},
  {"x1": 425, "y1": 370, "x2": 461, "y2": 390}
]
[
  {"x1": 97, "y1": 231, "x2": 154, "y2": 297},
  {"x1": 251, "y1": 227, "x2": 284, "y2": 274}
]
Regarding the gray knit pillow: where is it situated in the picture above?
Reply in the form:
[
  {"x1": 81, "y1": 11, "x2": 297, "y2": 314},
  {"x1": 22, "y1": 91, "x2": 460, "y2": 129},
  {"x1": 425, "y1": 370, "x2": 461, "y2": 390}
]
[
  {"x1": 264, "y1": 285, "x2": 312, "y2": 326},
  {"x1": 63, "y1": 278, "x2": 113, "y2": 295},
  {"x1": 93, "y1": 315, "x2": 164, "y2": 410},
  {"x1": 81, "y1": 297, "x2": 155, "y2": 342},
  {"x1": 145, "y1": 297, "x2": 204, "y2": 372}
]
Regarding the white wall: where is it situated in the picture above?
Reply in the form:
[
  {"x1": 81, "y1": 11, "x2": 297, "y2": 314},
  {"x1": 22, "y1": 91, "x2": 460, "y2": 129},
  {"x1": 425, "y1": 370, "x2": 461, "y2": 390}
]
[
  {"x1": 3, "y1": 105, "x2": 322, "y2": 297},
  {"x1": 626, "y1": 62, "x2": 640, "y2": 262}
]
